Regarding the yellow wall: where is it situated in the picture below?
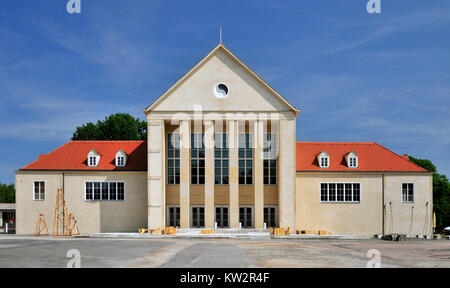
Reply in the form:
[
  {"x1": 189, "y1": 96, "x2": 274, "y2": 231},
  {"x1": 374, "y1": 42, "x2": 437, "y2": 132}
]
[
  {"x1": 384, "y1": 174, "x2": 433, "y2": 236},
  {"x1": 296, "y1": 172, "x2": 433, "y2": 237},
  {"x1": 15, "y1": 171, "x2": 147, "y2": 234}
]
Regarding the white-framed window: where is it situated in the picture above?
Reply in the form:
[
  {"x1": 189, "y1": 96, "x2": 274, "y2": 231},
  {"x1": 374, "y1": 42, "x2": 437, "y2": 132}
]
[
  {"x1": 115, "y1": 149, "x2": 127, "y2": 167},
  {"x1": 402, "y1": 183, "x2": 414, "y2": 202},
  {"x1": 116, "y1": 156, "x2": 124, "y2": 166},
  {"x1": 349, "y1": 157, "x2": 358, "y2": 168},
  {"x1": 33, "y1": 181, "x2": 45, "y2": 201},
  {"x1": 88, "y1": 156, "x2": 97, "y2": 167},
  {"x1": 87, "y1": 149, "x2": 100, "y2": 167},
  {"x1": 85, "y1": 181, "x2": 125, "y2": 201},
  {"x1": 320, "y1": 157, "x2": 329, "y2": 168},
  {"x1": 320, "y1": 183, "x2": 361, "y2": 203}
]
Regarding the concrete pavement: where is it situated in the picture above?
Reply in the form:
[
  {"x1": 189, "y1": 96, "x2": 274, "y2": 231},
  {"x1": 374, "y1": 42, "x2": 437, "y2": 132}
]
[{"x1": 0, "y1": 236, "x2": 449, "y2": 268}]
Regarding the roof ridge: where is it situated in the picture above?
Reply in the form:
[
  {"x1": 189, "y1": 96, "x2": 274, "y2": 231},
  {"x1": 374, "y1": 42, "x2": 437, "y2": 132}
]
[{"x1": 373, "y1": 143, "x2": 428, "y2": 172}]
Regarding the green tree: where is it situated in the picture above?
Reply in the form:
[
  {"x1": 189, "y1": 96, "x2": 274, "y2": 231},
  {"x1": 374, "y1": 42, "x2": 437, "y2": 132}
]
[
  {"x1": 72, "y1": 113, "x2": 147, "y2": 141},
  {"x1": 0, "y1": 183, "x2": 15, "y2": 203},
  {"x1": 408, "y1": 155, "x2": 450, "y2": 229}
]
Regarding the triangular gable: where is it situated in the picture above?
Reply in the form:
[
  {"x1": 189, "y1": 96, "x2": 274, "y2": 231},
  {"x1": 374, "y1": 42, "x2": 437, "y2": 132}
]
[{"x1": 144, "y1": 44, "x2": 299, "y2": 115}]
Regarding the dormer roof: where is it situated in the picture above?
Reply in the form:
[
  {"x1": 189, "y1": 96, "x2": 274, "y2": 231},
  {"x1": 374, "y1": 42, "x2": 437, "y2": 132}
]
[{"x1": 296, "y1": 142, "x2": 428, "y2": 172}]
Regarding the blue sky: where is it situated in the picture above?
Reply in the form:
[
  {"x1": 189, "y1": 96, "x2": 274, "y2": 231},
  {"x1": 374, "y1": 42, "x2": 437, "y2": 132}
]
[{"x1": 0, "y1": 0, "x2": 449, "y2": 184}]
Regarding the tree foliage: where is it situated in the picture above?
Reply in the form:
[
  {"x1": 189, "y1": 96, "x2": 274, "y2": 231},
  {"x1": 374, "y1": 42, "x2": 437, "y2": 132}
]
[
  {"x1": 0, "y1": 183, "x2": 15, "y2": 203},
  {"x1": 408, "y1": 155, "x2": 450, "y2": 229},
  {"x1": 72, "y1": 113, "x2": 147, "y2": 141}
]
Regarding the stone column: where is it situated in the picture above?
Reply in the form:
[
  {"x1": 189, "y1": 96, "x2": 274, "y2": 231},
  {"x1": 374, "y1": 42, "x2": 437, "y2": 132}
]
[
  {"x1": 229, "y1": 120, "x2": 239, "y2": 228},
  {"x1": 180, "y1": 120, "x2": 191, "y2": 228},
  {"x1": 254, "y1": 120, "x2": 264, "y2": 229},
  {"x1": 278, "y1": 118, "x2": 296, "y2": 229},
  {"x1": 147, "y1": 119, "x2": 165, "y2": 229},
  {"x1": 204, "y1": 120, "x2": 215, "y2": 228}
]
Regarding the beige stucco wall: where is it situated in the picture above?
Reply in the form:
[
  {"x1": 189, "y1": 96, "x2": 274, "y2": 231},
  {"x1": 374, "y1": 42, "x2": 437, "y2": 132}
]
[
  {"x1": 151, "y1": 49, "x2": 290, "y2": 113},
  {"x1": 384, "y1": 174, "x2": 433, "y2": 237},
  {"x1": 15, "y1": 171, "x2": 147, "y2": 234},
  {"x1": 296, "y1": 172, "x2": 433, "y2": 237},
  {"x1": 296, "y1": 173, "x2": 383, "y2": 236}
]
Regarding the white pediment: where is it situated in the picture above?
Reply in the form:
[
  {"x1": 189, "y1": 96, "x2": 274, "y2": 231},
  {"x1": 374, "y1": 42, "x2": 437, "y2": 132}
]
[{"x1": 145, "y1": 44, "x2": 299, "y2": 115}]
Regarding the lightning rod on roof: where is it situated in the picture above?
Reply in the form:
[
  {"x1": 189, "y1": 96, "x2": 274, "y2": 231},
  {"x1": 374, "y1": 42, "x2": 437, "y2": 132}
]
[{"x1": 219, "y1": 23, "x2": 223, "y2": 44}]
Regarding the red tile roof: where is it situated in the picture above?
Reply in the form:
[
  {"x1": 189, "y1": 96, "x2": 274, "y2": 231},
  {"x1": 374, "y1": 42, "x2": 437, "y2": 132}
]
[
  {"x1": 296, "y1": 142, "x2": 428, "y2": 172},
  {"x1": 20, "y1": 141, "x2": 147, "y2": 171},
  {"x1": 20, "y1": 140, "x2": 428, "y2": 173}
]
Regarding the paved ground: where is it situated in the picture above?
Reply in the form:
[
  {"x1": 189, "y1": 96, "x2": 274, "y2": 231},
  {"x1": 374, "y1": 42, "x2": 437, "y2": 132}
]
[{"x1": 0, "y1": 236, "x2": 449, "y2": 268}]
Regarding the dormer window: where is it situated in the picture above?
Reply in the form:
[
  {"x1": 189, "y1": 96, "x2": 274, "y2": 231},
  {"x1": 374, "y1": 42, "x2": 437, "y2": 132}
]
[
  {"x1": 317, "y1": 151, "x2": 330, "y2": 168},
  {"x1": 321, "y1": 157, "x2": 329, "y2": 168},
  {"x1": 115, "y1": 149, "x2": 127, "y2": 167},
  {"x1": 89, "y1": 156, "x2": 97, "y2": 166},
  {"x1": 346, "y1": 151, "x2": 358, "y2": 168},
  {"x1": 87, "y1": 149, "x2": 100, "y2": 167}
]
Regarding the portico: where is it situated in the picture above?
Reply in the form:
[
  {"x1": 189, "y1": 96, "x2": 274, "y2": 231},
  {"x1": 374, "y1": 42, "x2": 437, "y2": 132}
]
[{"x1": 144, "y1": 44, "x2": 299, "y2": 230}]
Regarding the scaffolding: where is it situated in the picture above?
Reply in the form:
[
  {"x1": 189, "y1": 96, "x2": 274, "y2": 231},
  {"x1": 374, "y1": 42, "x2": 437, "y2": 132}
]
[
  {"x1": 34, "y1": 214, "x2": 49, "y2": 236},
  {"x1": 53, "y1": 189, "x2": 69, "y2": 236}
]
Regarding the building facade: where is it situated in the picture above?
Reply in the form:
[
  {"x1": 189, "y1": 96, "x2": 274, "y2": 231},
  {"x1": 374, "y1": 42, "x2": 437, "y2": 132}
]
[{"x1": 15, "y1": 44, "x2": 433, "y2": 237}]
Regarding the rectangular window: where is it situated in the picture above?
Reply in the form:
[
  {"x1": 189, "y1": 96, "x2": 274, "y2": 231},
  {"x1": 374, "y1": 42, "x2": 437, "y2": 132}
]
[
  {"x1": 110, "y1": 182, "x2": 117, "y2": 200},
  {"x1": 117, "y1": 182, "x2": 125, "y2": 200},
  {"x1": 192, "y1": 206, "x2": 205, "y2": 228},
  {"x1": 85, "y1": 182, "x2": 125, "y2": 201},
  {"x1": 349, "y1": 157, "x2": 357, "y2": 168},
  {"x1": 102, "y1": 182, "x2": 109, "y2": 200},
  {"x1": 168, "y1": 133, "x2": 180, "y2": 184},
  {"x1": 167, "y1": 206, "x2": 180, "y2": 227},
  {"x1": 345, "y1": 183, "x2": 352, "y2": 201},
  {"x1": 321, "y1": 183, "x2": 361, "y2": 203},
  {"x1": 89, "y1": 156, "x2": 97, "y2": 166},
  {"x1": 321, "y1": 157, "x2": 329, "y2": 168},
  {"x1": 85, "y1": 182, "x2": 93, "y2": 200},
  {"x1": 329, "y1": 183, "x2": 336, "y2": 201},
  {"x1": 402, "y1": 183, "x2": 414, "y2": 202},
  {"x1": 214, "y1": 134, "x2": 229, "y2": 184},
  {"x1": 117, "y1": 156, "x2": 124, "y2": 166},
  {"x1": 320, "y1": 183, "x2": 328, "y2": 201},
  {"x1": 238, "y1": 134, "x2": 253, "y2": 185},
  {"x1": 264, "y1": 206, "x2": 277, "y2": 228},
  {"x1": 94, "y1": 182, "x2": 101, "y2": 200},
  {"x1": 263, "y1": 134, "x2": 277, "y2": 185},
  {"x1": 191, "y1": 133, "x2": 205, "y2": 184},
  {"x1": 33, "y1": 181, "x2": 45, "y2": 201}
]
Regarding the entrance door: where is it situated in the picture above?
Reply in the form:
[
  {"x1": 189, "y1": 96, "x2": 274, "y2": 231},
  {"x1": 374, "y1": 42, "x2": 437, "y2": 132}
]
[
  {"x1": 167, "y1": 206, "x2": 180, "y2": 227},
  {"x1": 191, "y1": 206, "x2": 205, "y2": 228},
  {"x1": 215, "y1": 207, "x2": 229, "y2": 228},
  {"x1": 239, "y1": 207, "x2": 253, "y2": 228},
  {"x1": 264, "y1": 206, "x2": 277, "y2": 228}
]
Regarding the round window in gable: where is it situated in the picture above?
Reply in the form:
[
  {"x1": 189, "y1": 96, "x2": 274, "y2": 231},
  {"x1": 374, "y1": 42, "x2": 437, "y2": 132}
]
[{"x1": 214, "y1": 83, "x2": 229, "y2": 98}]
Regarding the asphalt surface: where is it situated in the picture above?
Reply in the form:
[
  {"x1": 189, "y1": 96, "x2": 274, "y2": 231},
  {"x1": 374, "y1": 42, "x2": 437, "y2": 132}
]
[{"x1": 0, "y1": 236, "x2": 449, "y2": 268}]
